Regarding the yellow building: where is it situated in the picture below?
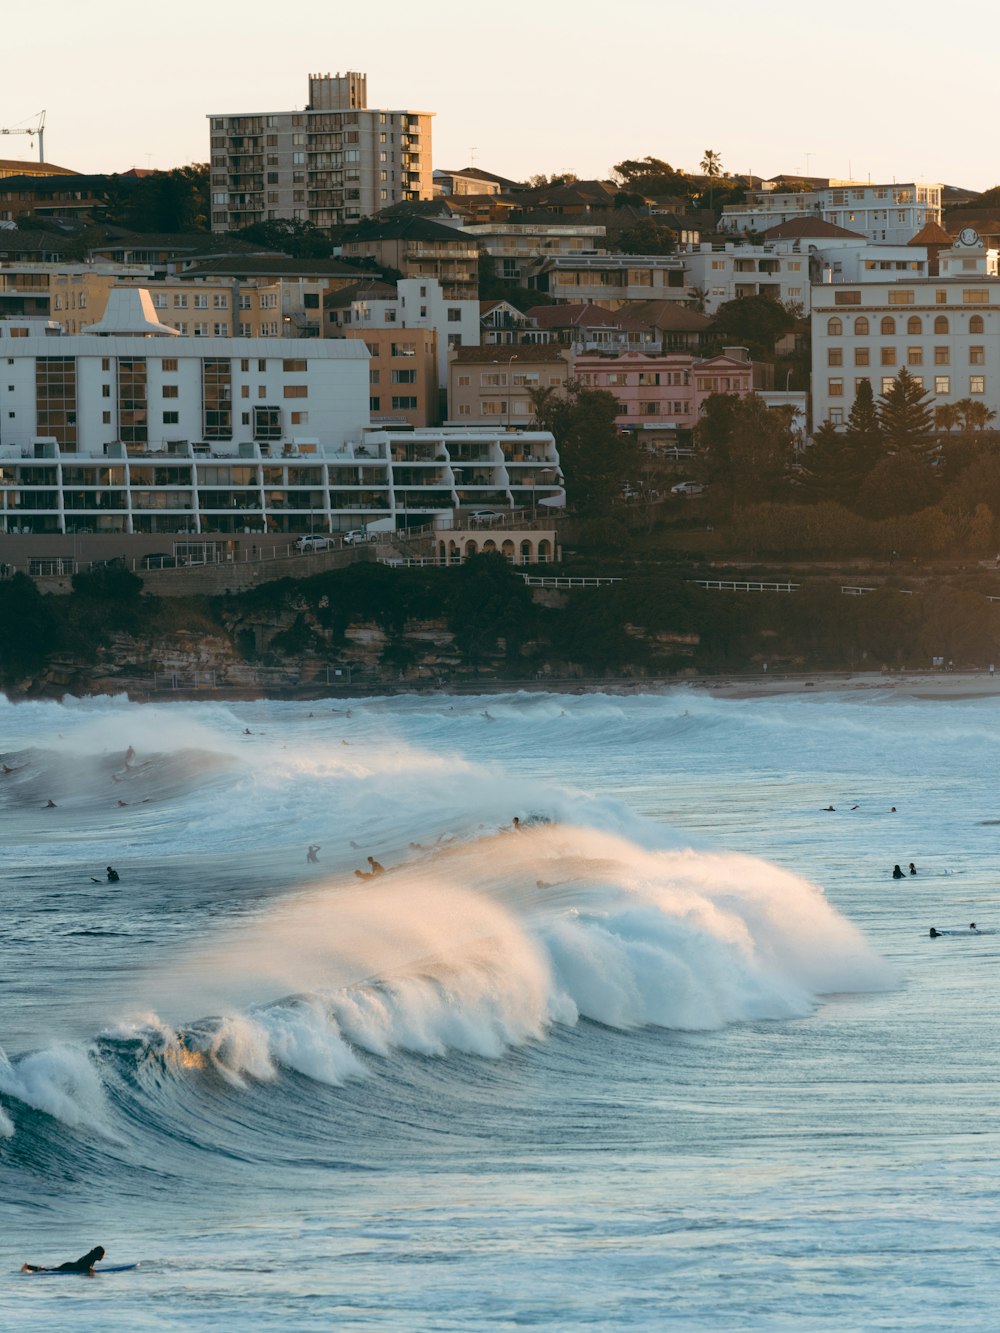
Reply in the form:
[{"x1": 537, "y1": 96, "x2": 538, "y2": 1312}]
[{"x1": 344, "y1": 327, "x2": 438, "y2": 428}]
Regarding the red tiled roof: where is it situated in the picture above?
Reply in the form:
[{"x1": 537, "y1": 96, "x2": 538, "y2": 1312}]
[
  {"x1": 908, "y1": 220, "x2": 955, "y2": 246},
  {"x1": 762, "y1": 218, "x2": 864, "y2": 240}
]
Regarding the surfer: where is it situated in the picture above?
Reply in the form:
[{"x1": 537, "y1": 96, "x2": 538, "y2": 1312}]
[
  {"x1": 306, "y1": 844, "x2": 320, "y2": 864},
  {"x1": 106, "y1": 866, "x2": 120, "y2": 882},
  {"x1": 116, "y1": 799, "x2": 128, "y2": 808},
  {"x1": 823, "y1": 805, "x2": 835, "y2": 812},
  {"x1": 45, "y1": 799, "x2": 57, "y2": 808},
  {"x1": 124, "y1": 746, "x2": 136, "y2": 768},
  {"x1": 929, "y1": 927, "x2": 940, "y2": 938},
  {"x1": 22, "y1": 1245, "x2": 105, "y2": 1274},
  {"x1": 909, "y1": 862, "x2": 917, "y2": 876},
  {"x1": 970, "y1": 922, "x2": 978, "y2": 931},
  {"x1": 892, "y1": 865, "x2": 905, "y2": 879}
]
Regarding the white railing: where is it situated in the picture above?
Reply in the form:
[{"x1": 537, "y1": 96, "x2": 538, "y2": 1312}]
[
  {"x1": 521, "y1": 575, "x2": 621, "y2": 588},
  {"x1": 691, "y1": 579, "x2": 799, "y2": 593}
]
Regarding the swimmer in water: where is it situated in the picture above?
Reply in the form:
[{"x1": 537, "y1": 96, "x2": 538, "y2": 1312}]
[
  {"x1": 106, "y1": 867, "x2": 119, "y2": 883},
  {"x1": 909, "y1": 862, "x2": 917, "y2": 875},
  {"x1": 929, "y1": 927, "x2": 940, "y2": 938},
  {"x1": 306, "y1": 844, "x2": 320, "y2": 864},
  {"x1": 823, "y1": 805, "x2": 835, "y2": 812},
  {"x1": 482, "y1": 710, "x2": 494, "y2": 721},
  {"x1": 116, "y1": 799, "x2": 128, "y2": 808},
  {"x1": 892, "y1": 864, "x2": 905, "y2": 879},
  {"x1": 45, "y1": 799, "x2": 56, "y2": 808},
  {"x1": 511, "y1": 816, "x2": 521, "y2": 831}
]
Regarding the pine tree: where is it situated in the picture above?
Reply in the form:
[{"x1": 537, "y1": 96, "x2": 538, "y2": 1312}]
[{"x1": 878, "y1": 369, "x2": 935, "y2": 454}]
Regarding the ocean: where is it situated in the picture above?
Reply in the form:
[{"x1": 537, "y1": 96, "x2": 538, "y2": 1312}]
[{"x1": 1, "y1": 686, "x2": 998, "y2": 1330}]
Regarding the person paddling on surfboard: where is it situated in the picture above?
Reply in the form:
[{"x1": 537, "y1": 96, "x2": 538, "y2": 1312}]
[{"x1": 22, "y1": 1245, "x2": 105, "y2": 1274}]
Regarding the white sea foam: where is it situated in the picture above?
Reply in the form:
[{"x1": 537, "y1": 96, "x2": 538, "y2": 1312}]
[{"x1": 0, "y1": 1043, "x2": 115, "y2": 1135}]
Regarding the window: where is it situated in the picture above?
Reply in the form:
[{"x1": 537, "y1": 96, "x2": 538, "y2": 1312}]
[
  {"x1": 241, "y1": 385, "x2": 250, "y2": 398},
  {"x1": 457, "y1": 374, "x2": 471, "y2": 387},
  {"x1": 392, "y1": 396, "x2": 418, "y2": 410},
  {"x1": 283, "y1": 385, "x2": 307, "y2": 398},
  {"x1": 828, "y1": 348, "x2": 843, "y2": 366},
  {"x1": 829, "y1": 408, "x2": 843, "y2": 424},
  {"x1": 102, "y1": 357, "x2": 111, "y2": 372},
  {"x1": 854, "y1": 317, "x2": 870, "y2": 335},
  {"x1": 163, "y1": 411, "x2": 179, "y2": 424},
  {"x1": 907, "y1": 347, "x2": 923, "y2": 366},
  {"x1": 827, "y1": 317, "x2": 843, "y2": 336},
  {"x1": 282, "y1": 359, "x2": 307, "y2": 372},
  {"x1": 366, "y1": 342, "x2": 380, "y2": 358},
  {"x1": 291, "y1": 412, "x2": 308, "y2": 425},
  {"x1": 881, "y1": 377, "x2": 895, "y2": 394},
  {"x1": 102, "y1": 411, "x2": 111, "y2": 424},
  {"x1": 834, "y1": 291, "x2": 861, "y2": 305},
  {"x1": 935, "y1": 376, "x2": 950, "y2": 394},
  {"x1": 391, "y1": 369, "x2": 416, "y2": 384},
  {"x1": 855, "y1": 348, "x2": 870, "y2": 366},
  {"x1": 970, "y1": 346, "x2": 985, "y2": 365},
  {"x1": 855, "y1": 377, "x2": 871, "y2": 391},
  {"x1": 880, "y1": 317, "x2": 896, "y2": 335},
  {"x1": 936, "y1": 290, "x2": 948, "y2": 305},
  {"x1": 933, "y1": 347, "x2": 949, "y2": 365},
  {"x1": 964, "y1": 290, "x2": 989, "y2": 303},
  {"x1": 102, "y1": 384, "x2": 111, "y2": 398},
  {"x1": 934, "y1": 316, "x2": 949, "y2": 334},
  {"x1": 370, "y1": 396, "x2": 380, "y2": 411},
  {"x1": 174, "y1": 294, "x2": 188, "y2": 308},
  {"x1": 213, "y1": 294, "x2": 227, "y2": 309},
  {"x1": 447, "y1": 308, "x2": 462, "y2": 323},
  {"x1": 970, "y1": 315, "x2": 985, "y2": 333},
  {"x1": 370, "y1": 369, "x2": 380, "y2": 385},
  {"x1": 971, "y1": 375, "x2": 985, "y2": 394},
  {"x1": 887, "y1": 290, "x2": 914, "y2": 305},
  {"x1": 162, "y1": 385, "x2": 179, "y2": 398},
  {"x1": 213, "y1": 323, "x2": 227, "y2": 336},
  {"x1": 906, "y1": 316, "x2": 922, "y2": 334},
  {"x1": 194, "y1": 294, "x2": 208, "y2": 309},
  {"x1": 391, "y1": 342, "x2": 416, "y2": 357},
  {"x1": 881, "y1": 347, "x2": 897, "y2": 366},
  {"x1": 828, "y1": 378, "x2": 844, "y2": 396}
]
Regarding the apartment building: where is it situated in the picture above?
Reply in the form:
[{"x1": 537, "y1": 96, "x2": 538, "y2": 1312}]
[
  {"x1": 0, "y1": 291, "x2": 370, "y2": 472},
  {"x1": 326, "y1": 276, "x2": 479, "y2": 381},
  {"x1": 448, "y1": 345, "x2": 571, "y2": 424},
  {"x1": 339, "y1": 216, "x2": 479, "y2": 300},
  {"x1": 461, "y1": 221, "x2": 607, "y2": 285},
  {"x1": 343, "y1": 327, "x2": 438, "y2": 428},
  {"x1": 208, "y1": 71, "x2": 433, "y2": 233},
  {"x1": 573, "y1": 349, "x2": 753, "y2": 436},
  {"x1": 531, "y1": 254, "x2": 688, "y2": 310},
  {"x1": 721, "y1": 182, "x2": 942, "y2": 245},
  {"x1": 810, "y1": 238, "x2": 1000, "y2": 431}
]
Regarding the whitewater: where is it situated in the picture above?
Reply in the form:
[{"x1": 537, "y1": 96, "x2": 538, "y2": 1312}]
[{"x1": 2, "y1": 687, "x2": 999, "y2": 1329}]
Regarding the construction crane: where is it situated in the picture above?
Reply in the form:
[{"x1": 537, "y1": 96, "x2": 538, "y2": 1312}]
[{"x1": 0, "y1": 111, "x2": 45, "y2": 163}]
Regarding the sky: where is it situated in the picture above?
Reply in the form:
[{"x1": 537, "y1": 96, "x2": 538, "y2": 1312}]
[{"x1": 3, "y1": 0, "x2": 997, "y2": 191}]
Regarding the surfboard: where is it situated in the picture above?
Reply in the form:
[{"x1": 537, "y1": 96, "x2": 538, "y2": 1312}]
[
  {"x1": 928, "y1": 928, "x2": 996, "y2": 937},
  {"x1": 22, "y1": 1263, "x2": 140, "y2": 1275}
]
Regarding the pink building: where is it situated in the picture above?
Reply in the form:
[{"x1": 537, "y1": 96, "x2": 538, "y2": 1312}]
[{"x1": 572, "y1": 349, "x2": 753, "y2": 435}]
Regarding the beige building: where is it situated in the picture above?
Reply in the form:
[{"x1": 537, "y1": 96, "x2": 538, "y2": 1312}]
[
  {"x1": 531, "y1": 254, "x2": 689, "y2": 310},
  {"x1": 208, "y1": 71, "x2": 433, "y2": 232},
  {"x1": 339, "y1": 217, "x2": 479, "y2": 300},
  {"x1": 344, "y1": 327, "x2": 438, "y2": 428},
  {"x1": 448, "y1": 345, "x2": 571, "y2": 424}
]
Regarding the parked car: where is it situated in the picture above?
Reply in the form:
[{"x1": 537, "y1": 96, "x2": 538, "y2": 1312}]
[
  {"x1": 469, "y1": 509, "x2": 504, "y2": 525},
  {"x1": 294, "y1": 535, "x2": 333, "y2": 552},
  {"x1": 670, "y1": 481, "x2": 706, "y2": 496},
  {"x1": 343, "y1": 529, "x2": 378, "y2": 545},
  {"x1": 141, "y1": 552, "x2": 180, "y2": 569}
]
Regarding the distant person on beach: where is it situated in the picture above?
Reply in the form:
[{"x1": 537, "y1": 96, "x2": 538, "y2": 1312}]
[
  {"x1": 306, "y1": 844, "x2": 320, "y2": 864},
  {"x1": 367, "y1": 856, "x2": 385, "y2": 876},
  {"x1": 893, "y1": 864, "x2": 905, "y2": 879},
  {"x1": 511, "y1": 816, "x2": 521, "y2": 831},
  {"x1": 106, "y1": 866, "x2": 119, "y2": 882},
  {"x1": 22, "y1": 1245, "x2": 105, "y2": 1274},
  {"x1": 909, "y1": 862, "x2": 917, "y2": 876}
]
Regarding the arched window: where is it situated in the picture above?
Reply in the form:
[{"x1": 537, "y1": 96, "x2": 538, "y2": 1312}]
[
  {"x1": 537, "y1": 539, "x2": 552, "y2": 562},
  {"x1": 854, "y1": 317, "x2": 869, "y2": 335},
  {"x1": 907, "y1": 316, "x2": 922, "y2": 334},
  {"x1": 880, "y1": 316, "x2": 896, "y2": 335},
  {"x1": 827, "y1": 317, "x2": 843, "y2": 336},
  {"x1": 464, "y1": 540, "x2": 478, "y2": 558},
  {"x1": 970, "y1": 315, "x2": 985, "y2": 333},
  {"x1": 934, "y1": 316, "x2": 949, "y2": 334},
  {"x1": 501, "y1": 539, "x2": 515, "y2": 562},
  {"x1": 520, "y1": 539, "x2": 533, "y2": 562}
]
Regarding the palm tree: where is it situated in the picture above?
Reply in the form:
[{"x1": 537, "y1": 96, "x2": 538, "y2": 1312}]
[
  {"x1": 700, "y1": 149, "x2": 723, "y2": 216},
  {"x1": 935, "y1": 402, "x2": 962, "y2": 433}
]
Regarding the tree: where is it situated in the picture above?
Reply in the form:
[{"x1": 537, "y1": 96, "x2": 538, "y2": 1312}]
[
  {"x1": 855, "y1": 452, "x2": 939, "y2": 518},
  {"x1": 708, "y1": 294, "x2": 796, "y2": 361},
  {"x1": 608, "y1": 217, "x2": 676, "y2": 256},
  {"x1": 610, "y1": 156, "x2": 694, "y2": 199},
  {"x1": 878, "y1": 368, "x2": 935, "y2": 454},
  {"x1": 235, "y1": 218, "x2": 331, "y2": 258},
  {"x1": 796, "y1": 421, "x2": 868, "y2": 506},
  {"x1": 530, "y1": 383, "x2": 639, "y2": 516},
  {"x1": 935, "y1": 402, "x2": 962, "y2": 433},
  {"x1": 700, "y1": 149, "x2": 723, "y2": 214},
  {"x1": 953, "y1": 397, "x2": 998, "y2": 432},
  {"x1": 696, "y1": 392, "x2": 794, "y2": 506}
]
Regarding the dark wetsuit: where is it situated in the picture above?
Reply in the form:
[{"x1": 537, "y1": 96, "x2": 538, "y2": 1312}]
[{"x1": 23, "y1": 1246, "x2": 105, "y2": 1273}]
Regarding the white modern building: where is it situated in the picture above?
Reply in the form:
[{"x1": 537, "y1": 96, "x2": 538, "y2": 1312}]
[
  {"x1": 0, "y1": 296, "x2": 563, "y2": 538},
  {"x1": 326, "y1": 276, "x2": 480, "y2": 381},
  {"x1": 208, "y1": 70, "x2": 433, "y2": 232},
  {"x1": 810, "y1": 235, "x2": 1000, "y2": 431},
  {"x1": 721, "y1": 182, "x2": 942, "y2": 245}
]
